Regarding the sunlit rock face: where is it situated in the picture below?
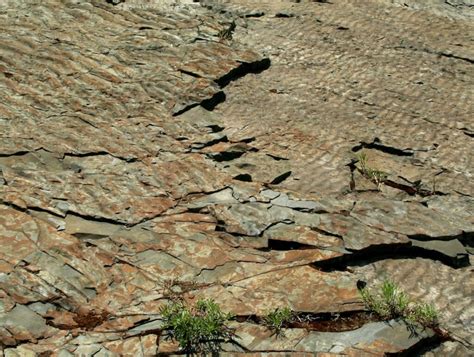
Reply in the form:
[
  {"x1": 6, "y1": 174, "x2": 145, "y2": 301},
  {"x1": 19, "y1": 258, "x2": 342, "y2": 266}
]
[{"x1": 0, "y1": 0, "x2": 472, "y2": 355}]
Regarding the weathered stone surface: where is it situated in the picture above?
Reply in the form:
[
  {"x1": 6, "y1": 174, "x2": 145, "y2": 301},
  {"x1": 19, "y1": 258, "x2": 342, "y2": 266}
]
[
  {"x1": 219, "y1": 320, "x2": 433, "y2": 355},
  {"x1": 354, "y1": 258, "x2": 474, "y2": 346},
  {"x1": 1, "y1": 0, "x2": 473, "y2": 355},
  {"x1": 384, "y1": 0, "x2": 474, "y2": 19},
  {"x1": 197, "y1": 266, "x2": 361, "y2": 315},
  {"x1": 350, "y1": 199, "x2": 472, "y2": 238},
  {"x1": 423, "y1": 340, "x2": 474, "y2": 357}
]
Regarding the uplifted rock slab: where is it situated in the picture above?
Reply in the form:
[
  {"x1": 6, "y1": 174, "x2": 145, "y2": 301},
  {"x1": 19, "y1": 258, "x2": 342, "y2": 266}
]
[{"x1": 0, "y1": 0, "x2": 473, "y2": 355}]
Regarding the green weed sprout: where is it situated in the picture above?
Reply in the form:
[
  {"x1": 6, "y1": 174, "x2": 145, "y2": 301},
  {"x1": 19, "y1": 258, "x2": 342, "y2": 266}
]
[
  {"x1": 358, "y1": 279, "x2": 439, "y2": 329},
  {"x1": 160, "y1": 298, "x2": 234, "y2": 353},
  {"x1": 263, "y1": 306, "x2": 293, "y2": 335}
]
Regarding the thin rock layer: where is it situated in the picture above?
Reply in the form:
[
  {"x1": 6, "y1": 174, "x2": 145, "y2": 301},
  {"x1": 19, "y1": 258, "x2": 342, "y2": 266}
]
[{"x1": 0, "y1": 0, "x2": 473, "y2": 356}]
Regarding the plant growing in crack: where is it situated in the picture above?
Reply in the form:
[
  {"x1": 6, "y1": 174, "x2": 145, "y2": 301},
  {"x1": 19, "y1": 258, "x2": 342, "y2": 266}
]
[
  {"x1": 160, "y1": 298, "x2": 235, "y2": 353},
  {"x1": 358, "y1": 279, "x2": 439, "y2": 329},
  {"x1": 217, "y1": 20, "x2": 236, "y2": 42},
  {"x1": 263, "y1": 306, "x2": 294, "y2": 336},
  {"x1": 406, "y1": 302, "x2": 439, "y2": 328},
  {"x1": 380, "y1": 279, "x2": 410, "y2": 317},
  {"x1": 355, "y1": 152, "x2": 388, "y2": 189}
]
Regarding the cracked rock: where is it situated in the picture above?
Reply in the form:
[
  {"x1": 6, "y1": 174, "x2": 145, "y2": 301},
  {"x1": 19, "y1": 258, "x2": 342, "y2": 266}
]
[{"x1": 1, "y1": 0, "x2": 473, "y2": 355}]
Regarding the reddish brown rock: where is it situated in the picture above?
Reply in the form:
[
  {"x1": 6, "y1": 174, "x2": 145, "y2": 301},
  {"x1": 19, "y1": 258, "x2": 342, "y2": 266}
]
[{"x1": 0, "y1": 0, "x2": 472, "y2": 355}]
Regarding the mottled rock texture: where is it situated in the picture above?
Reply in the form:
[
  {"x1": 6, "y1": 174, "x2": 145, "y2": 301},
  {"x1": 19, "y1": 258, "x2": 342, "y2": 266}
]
[{"x1": 0, "y1": 0, "x2": 473, "y2": 356}]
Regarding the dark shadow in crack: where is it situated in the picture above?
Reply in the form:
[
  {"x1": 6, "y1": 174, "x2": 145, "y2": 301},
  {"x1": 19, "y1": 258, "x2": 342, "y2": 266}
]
[
  {"x1": 215, "y1": 58, "x2": 271, "y2": 88},
  {"x1": 235, "y1": 310, "x2": 381, "y2": 333},
  {"x1": 352, "y1": 139, "x2": 414, "y2": 156},
  {"x1": 201, "y1": 91, "x2": 227, "y2": 111},
  {"x1": 270, "y1": 171, "x2": 292, "y2": 185},
  {"x1": 458, "y1": 231, "x2": 474, "y2": 250},
  {"x1": 207, "y1": 150, "x2": 246, "y2": 162},
  {"x1": 173, "y1": 91, "x2": 227, "y2": 116},
  {"x1": 312, "y1": 243, "x2": 470, "y2": 271},
  {"x1": 233, "y1": 173, "x2": 252, "y2": 182},
  {"x1": 385, "y1": 334, "x2": 448, "y2": 357},
  {"x1": 173, "y1": 58, "x2": 271, "y2": 117},
  {"x1": 257, "y1": 239, "x2": 319, "y2": 251}
]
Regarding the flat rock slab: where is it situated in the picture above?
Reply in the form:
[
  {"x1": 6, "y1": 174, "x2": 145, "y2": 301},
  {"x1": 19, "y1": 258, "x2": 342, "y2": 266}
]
[
  {"x1": 354, "y1": 258, "x2": 474, "y2": 346},
  {"x1": 1, "y1": 0, "x2": 473, "y2": 355}
]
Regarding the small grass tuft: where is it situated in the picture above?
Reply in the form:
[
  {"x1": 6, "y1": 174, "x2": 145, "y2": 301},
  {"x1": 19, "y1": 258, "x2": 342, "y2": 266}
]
[
  {"x1": 160, "y1": 298, "x2": 234, "y2": 353},
  {"x1": 380, "y1": 279, "x2": 410, "y2": 316},
  {"x1": 358, "y1": 279, "x2": 439, "y2": 330},
  {"x1": 356, "y1": 152, "x2": 388, "y2": 189},
  {"x1": 263, "y1": 306, "x2": 293, "y2": 335},
  {"x1": 407, "y1": 302, "x2": 439, "y2": 328},
  {"x1": 359, "y1": 285, "x2": 390, "y2": 318}
]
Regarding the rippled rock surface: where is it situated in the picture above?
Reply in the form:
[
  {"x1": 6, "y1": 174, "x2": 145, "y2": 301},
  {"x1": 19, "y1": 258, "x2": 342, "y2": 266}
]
[{"x1": 1, "y1": 0, "x2": 473, "y2": 355}]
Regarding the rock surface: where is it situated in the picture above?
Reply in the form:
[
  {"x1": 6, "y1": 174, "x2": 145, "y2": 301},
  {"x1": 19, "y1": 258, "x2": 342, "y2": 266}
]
[{"x1": 0, "y1": 0, "x2": 473, "y2": 355}]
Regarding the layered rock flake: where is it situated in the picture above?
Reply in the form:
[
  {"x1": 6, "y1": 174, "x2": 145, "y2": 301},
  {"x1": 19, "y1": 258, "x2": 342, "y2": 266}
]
[{"x1": 0, "y1": 0, "x2": 473, "y2": 356}]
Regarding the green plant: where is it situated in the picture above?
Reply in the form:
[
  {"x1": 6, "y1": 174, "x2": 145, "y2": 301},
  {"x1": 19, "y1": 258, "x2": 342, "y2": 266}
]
[
  {"x1": 359, "y1": 285, "x2": 390, "y2": 318},
  {"x1": 381, "y1": 280, "x2": 410, "y2": 316},
  {"x1": 356, "y1": 152, "x2": 388, "y2": 188},
  {"x1": 359, "y1": 279, "x2": 410, "y2": 319},
  {"x1": 407, "y1": 302, "x2": 439, "y2": 328},
  {"x1": 263, "y1": 306, "x2": 293, "y2": 335},
  {"x1": 358, "y1": 279, "x2": 439, "y2": 329},
  {"x1": 160, "y1": 298, "x2": 234, "y2": 353}
]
